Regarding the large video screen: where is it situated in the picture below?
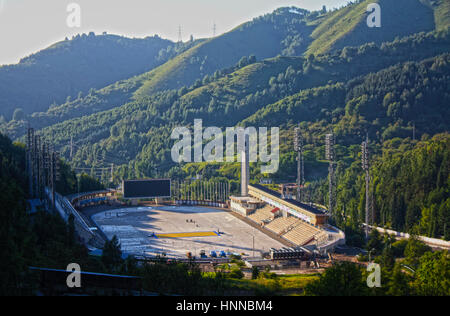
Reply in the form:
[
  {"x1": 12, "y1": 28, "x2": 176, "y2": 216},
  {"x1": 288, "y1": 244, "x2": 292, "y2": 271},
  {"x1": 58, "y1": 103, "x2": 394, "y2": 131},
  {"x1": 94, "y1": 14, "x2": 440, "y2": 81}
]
[{"x1": 123, "y1": 179, "x2": 171, "y2": 199}]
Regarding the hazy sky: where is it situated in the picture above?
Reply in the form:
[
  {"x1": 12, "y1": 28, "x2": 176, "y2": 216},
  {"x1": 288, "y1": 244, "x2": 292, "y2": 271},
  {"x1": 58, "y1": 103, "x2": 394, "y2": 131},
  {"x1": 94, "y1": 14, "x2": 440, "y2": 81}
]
[{"x1": 0, "y1": 0, "x2": 351, "y2": 65}]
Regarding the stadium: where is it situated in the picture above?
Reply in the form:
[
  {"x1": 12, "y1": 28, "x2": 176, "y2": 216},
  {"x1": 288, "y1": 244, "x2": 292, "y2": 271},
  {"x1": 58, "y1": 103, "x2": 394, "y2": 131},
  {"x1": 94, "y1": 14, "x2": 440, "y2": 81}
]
[{"x1": 53, "y1": 139, "x2": 345, "y2": 263}]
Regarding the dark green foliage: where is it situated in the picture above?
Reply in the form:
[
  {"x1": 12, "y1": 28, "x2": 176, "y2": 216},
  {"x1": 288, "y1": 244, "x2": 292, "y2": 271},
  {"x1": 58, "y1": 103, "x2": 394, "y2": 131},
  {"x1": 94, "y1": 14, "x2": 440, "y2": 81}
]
[
  {"x1": 413, "y1": 250, "x2": 450, "y2": 296},
  {"x1": 391, "y1": 240, "x2": 408, "y2": 258},
  {"x1": 367, "y1": 230, "x2": 384, "y2": 256},
  {"x1": 0, "y1": 134, "x2": 30, "y2": 295},
  {"x1": 0, "y1": 133, "x2": 109, "y2": 294},
  {"x1": 0, "y1": 4, "x2": 447, "y2": 297},
  {"x1": 55, "y1": 159, "x2": 105, "y2": 196},
  {"x1": 373, "y1": 135, "x2": 449, "y2": 234},
  {"x1": 101, "y1": 235, "x2": 124, "y2": 273},
  {"x1": 30, "y1": 211, "x2": 91, "y2": 269},
  {"x1": 252, "y1": 266, "x2": 260, "y2": 279},
  {"x1": 404, "y1": 235, "x2": 433, "y2": 269},
  {"x1": 305, "y1": 262, "x2": 368, "y2": 296}
]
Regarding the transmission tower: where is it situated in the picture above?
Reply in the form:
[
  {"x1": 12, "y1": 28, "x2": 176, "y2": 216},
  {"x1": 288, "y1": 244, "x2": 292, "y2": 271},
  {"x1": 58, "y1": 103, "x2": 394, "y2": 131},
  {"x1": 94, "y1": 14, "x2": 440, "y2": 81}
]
[
  {"x1": 25, "y1": 127, "x2": 63, "y2": 211},
  {"x1": 178, "y1": 25, "x2": 182, "y2": 43},
  {"x1": 294, "y1": 125, "x2": 305, "y2": 202},
  {"x1": 35, "y1": 135, "x2": 43, "y2": 199},
  {"x1": 362, "y1": 135, "x2": 372, "y2": 238},
  {"x1": 213, "y1": 22, "x2": 217, "y2": 37},
  {"x1": 26, "y1": 128, "x2": 35, "y2": 198},
  {"x1": 325, "y1": 133, "x2": 336, "y2": 218}
]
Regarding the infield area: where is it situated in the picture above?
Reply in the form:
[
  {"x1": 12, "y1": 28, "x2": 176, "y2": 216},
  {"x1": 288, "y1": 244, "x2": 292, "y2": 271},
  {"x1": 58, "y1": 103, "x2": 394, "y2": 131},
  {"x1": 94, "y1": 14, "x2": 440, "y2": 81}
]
[{"x1": 92, "y1": 206, "x2": 285, "y2": 259}]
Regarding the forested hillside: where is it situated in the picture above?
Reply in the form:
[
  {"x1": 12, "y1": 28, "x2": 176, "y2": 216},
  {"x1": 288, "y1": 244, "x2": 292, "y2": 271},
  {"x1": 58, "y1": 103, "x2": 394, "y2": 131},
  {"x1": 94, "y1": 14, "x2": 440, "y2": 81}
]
[
  {"x1": 2, "y1": 0, "x2": 445, "y2": 135},
  {"x1": 306, "y1": 0, "x2": 436, "y2": 55},
  {"x1": 0, "y1": 2, "x2": 448, "y2": 241},
  {"x1": 0, "y1": 132, "x2": 112, "y2": 294},
  {"x1": 327, "y1": 134, "x2": 450, "y2": 243},
  {"x1": 0, "y1": 33, "x2": 177, "y2": 119},
  {"x1": 0, "y1": 134, "x2": 29, "y2": 294},
  {"x1": 19, "y1": 31, "x2": 448, "y2": 177}
]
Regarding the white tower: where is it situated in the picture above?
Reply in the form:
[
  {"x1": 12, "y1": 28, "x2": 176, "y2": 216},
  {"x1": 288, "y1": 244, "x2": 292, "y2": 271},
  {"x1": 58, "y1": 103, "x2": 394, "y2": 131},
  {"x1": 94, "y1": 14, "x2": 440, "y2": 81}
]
[{"x1": 241, "y1": 134, "x2": 250, "y2": 197}]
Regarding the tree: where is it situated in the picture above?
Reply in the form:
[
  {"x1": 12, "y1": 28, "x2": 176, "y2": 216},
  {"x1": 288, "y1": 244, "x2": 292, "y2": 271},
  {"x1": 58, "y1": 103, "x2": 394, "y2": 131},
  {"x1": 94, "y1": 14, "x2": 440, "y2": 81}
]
[
  {"x1": 385, "y1": 263, "x2": 412, "y2": 296},
  {"x1": 413, "y1": 251, "x2": 449, "y2": 296},
  {"x1": 404, "y1": 235, "x2": 432, "y2": 268},
  {"x1": 238, "y1": 56, "x2": 249, "y2": 68},
  {"x1": 252, "y1": 266, "x2": 260, "y2": 279},
  {"x1": 367, "y1": 229, "x2": 384, "y2": 255},
  {"x1": 305, "y1": 262, "x2": 368, "y2": 296},
  {"x1": 102, "y1": 235, "x2": 124, "y2": 272},
  {"x1": 12, "y1": 108, "x2": 25, "y2": 121}
]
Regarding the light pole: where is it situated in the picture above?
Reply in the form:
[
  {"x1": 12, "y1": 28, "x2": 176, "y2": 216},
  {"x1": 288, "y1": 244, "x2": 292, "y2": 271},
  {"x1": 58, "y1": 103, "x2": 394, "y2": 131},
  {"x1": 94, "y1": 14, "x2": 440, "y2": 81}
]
[{"x1": 246, "y1": 231, "x2": 255, "y2": 258}]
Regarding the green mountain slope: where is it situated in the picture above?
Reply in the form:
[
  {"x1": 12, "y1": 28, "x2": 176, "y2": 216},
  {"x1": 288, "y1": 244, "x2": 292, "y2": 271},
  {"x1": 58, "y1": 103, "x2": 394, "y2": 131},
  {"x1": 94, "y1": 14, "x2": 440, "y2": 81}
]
[
  {"x1": 0, "y1": 33, "x2": 175, "y2": 118},
  {"x1": 3, "y1": 2, "x2": 443, "y2": 140},
  {"x1": 306, "y1": 0, "x2": 436, "y2": 55},
  {"x1": 431, "y1": 0, "x2": 450, "y2": 30},
  {"x1": 243, "y1": 54, "x2": 450, "y2": 140},
  {"x1": 134, "y1": 7, "x2": 314, "y2": 97},
  {"x1": 0, "y1": 7, "x2": 314, "y2": 137},
  {"x1": 5, "y1": 28, "x2": 448, "y2": 142},
  {"x1": 22, "y1": 31, "x2": 448, "y2": 177}
]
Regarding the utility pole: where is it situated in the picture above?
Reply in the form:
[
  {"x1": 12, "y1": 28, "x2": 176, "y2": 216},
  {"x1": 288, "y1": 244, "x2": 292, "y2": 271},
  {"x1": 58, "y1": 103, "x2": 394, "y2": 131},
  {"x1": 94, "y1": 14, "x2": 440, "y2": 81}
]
[
  {"x1": 362, "y1": 135, "x2": 371, "y2": 238},
  {"x1": 294, "y1": 125, "x2": 305, "y2": 202},
  {"x1": 326, "y1": 133, "x2": 336, "y2": 218},
  {"x1": 252, "y1": 235, "x2": 255, "y2": 258}
]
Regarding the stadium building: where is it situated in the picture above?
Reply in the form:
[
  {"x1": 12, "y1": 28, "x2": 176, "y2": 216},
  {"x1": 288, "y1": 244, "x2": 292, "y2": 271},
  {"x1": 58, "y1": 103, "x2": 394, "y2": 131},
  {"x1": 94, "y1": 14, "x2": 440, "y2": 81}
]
[{"x1": 230, "y1": 137, "x2": 345, "y2": 251}]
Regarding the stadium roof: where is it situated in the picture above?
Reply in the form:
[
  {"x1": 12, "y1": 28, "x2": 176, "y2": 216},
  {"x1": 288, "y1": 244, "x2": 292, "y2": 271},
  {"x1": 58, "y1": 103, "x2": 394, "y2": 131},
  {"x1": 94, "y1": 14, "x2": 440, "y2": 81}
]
[{"x1": 249, "y1": 184, "x2": 326, "y2": 216}]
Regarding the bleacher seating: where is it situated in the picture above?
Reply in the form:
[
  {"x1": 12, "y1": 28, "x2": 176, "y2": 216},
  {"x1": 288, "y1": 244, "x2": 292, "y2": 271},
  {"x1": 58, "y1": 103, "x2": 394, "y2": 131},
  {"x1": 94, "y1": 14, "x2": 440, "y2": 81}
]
[
  {"x1": 283, "y1": 221, "x2": 321, "y2": 246},
  {"x1": 248, "y1": 205, "x2": 274, "y2": 225},
  {"x1": 265, "y1": 216, "x2": 298, "y2": 235},
  {"x1": 246, "y1": 202, "x2": 330, "y2": 246}
]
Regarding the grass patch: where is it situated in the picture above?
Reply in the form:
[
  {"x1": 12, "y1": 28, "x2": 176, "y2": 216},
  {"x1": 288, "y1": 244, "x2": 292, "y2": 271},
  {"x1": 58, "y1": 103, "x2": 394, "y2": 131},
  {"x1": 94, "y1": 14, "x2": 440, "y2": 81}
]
[{"x1": 224, "y1": 274, "x2": 319, "y2": 296}]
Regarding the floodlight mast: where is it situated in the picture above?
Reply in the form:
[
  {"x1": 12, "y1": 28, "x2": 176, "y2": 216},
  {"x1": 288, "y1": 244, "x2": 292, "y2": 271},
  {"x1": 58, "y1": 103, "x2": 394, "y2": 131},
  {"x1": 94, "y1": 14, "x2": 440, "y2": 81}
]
[
  {"x1": 294, "y1": 126, "x2": 305, "y2": 202},
  {"x1": 325, "y1": 133, "x2": 336, "y2": 218},
  {"x1": 362, "y1": 135, "x2": 372, "y2": 238}
]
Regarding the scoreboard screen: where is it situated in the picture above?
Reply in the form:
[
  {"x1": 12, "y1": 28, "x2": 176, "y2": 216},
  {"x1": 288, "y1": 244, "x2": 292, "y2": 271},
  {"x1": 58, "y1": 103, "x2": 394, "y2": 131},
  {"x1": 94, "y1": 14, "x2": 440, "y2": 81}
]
[{"x1": 122, "y1": 179, "x2": 171, "y2": 199}]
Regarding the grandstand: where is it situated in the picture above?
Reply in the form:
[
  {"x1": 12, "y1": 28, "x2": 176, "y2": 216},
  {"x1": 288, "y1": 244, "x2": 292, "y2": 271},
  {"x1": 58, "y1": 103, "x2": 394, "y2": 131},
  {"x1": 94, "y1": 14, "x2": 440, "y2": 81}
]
[
  {"x1": 69, "y1": 189, "x2": 116, "y2": 208},
  {"x1": 248, "y1": 205, "x2": 274, "y2": 225},
  {"x1": 283, "y1": 222, "x2": 322, "y2": 246},
  {"x1": 230, "y1": 184, "x2": 345, "y2": 250},
  {"x1": 265, "y1": 216, "x2": 298, "y2": 235}
]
